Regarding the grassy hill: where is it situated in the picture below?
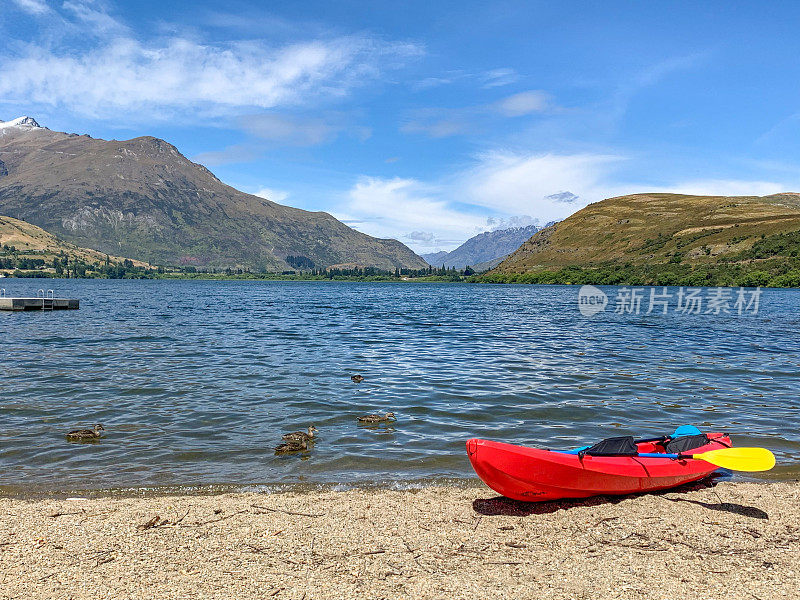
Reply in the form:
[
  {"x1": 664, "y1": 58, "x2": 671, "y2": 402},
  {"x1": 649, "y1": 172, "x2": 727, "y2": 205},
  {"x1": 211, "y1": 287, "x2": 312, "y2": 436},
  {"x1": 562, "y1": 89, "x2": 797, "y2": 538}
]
[
  {"x1": 483, "y1": 193, "x2": 800, "y2": 287},
  {"x1": 0, "y1": 215, "x2": 150, "y2": 276}
]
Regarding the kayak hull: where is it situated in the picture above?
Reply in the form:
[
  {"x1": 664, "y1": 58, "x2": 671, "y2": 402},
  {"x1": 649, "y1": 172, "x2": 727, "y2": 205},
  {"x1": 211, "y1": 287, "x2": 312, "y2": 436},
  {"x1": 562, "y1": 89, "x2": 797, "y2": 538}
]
[{"x1": 466, "y1": 434, "x2": 731, "y2": 502}]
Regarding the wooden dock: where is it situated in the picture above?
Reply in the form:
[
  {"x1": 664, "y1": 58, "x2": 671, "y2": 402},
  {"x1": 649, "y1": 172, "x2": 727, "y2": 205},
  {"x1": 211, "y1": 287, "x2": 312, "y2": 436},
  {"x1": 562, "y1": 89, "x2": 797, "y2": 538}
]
[{"x1": 0, "y1": 291, "x2": 79, "y2": 311}]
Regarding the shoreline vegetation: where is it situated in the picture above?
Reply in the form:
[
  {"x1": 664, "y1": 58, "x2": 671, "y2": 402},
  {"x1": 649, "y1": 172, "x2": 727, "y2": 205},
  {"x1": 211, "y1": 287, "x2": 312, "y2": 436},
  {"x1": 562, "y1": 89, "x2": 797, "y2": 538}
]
[
  {"x1": 2, "y1": 480, "x2": 797, "y2": 599},
  {"x1": 482, "y1": 229, "x2": 800, "y2": 288},
  {"x1": 478, "y1": 258, "x2": 800, "y2": 288},
  {"x1": 4, "y1": 261, "x2": 800, "y2": 288},
  {"x1": 0, "y1": 245, "x2": 474, "y2": 282},
  {"x1": 4, "y1": 225, "x2": 800, "y2": 287}
]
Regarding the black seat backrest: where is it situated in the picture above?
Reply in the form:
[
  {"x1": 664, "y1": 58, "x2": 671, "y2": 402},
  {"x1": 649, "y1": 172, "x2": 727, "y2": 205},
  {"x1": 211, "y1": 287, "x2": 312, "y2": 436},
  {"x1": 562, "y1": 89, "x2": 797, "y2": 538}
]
[
  {"x1": 665, "y1": 434, "x2": 710, "y2": 454},
  {"x1": 580, "y1": 436, "x2": 638, "y2": 457}
]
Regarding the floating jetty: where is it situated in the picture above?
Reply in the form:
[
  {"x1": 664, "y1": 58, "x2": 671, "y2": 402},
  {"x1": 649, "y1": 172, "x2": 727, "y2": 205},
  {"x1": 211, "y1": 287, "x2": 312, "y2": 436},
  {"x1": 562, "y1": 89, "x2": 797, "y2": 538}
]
[{"x1": 0, "y1": 289, "x2": 79, "y2": 311}]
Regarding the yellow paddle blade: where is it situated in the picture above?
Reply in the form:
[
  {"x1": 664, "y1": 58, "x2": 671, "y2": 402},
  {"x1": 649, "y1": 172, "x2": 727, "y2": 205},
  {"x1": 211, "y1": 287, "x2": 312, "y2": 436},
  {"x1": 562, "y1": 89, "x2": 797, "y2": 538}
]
[{"x1": 691, "y1": 447, "x2": 776, "y2": 472}]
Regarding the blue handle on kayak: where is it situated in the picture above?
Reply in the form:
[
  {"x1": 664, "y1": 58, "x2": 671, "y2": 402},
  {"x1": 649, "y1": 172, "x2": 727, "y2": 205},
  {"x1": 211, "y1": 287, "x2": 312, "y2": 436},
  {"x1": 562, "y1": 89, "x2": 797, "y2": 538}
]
[
  {"x1": 561, "y1": 446, "x2": 590, "y2": 455},
  {"x1": 636, "y1": 452, "x2": 686, "y2": 459},
  {"x1": 559, "y1": 451, "x2": 689, "y2": 459}
]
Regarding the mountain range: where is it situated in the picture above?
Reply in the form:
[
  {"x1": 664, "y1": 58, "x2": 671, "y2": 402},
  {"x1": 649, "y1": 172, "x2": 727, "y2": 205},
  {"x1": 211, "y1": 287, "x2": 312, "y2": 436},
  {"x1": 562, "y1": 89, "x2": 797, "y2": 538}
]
[
  {"x1": 0, "y1": 116, "x2": 426, "y2": 271},
  {"x1": 421, "y1": 224, "x2": 541, "y2": 269}
]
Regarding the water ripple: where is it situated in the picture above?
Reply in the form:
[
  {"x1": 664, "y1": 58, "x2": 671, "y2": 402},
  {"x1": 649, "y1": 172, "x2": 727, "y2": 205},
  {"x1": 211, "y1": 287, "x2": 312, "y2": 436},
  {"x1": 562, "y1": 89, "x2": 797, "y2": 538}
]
[{"x1": 0, "y1": 280, "x2": 798, "y2": 492}]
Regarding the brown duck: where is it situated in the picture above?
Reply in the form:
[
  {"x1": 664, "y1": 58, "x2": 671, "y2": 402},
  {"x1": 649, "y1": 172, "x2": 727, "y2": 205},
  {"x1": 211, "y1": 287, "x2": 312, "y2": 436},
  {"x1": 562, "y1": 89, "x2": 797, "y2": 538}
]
[
  {"x1": 357, "y1": 412, "x2": 395, "y2": 424},
  {"x1": 351, "y1": 375, "x2": 365, "y2": 383},
  {"x1": 282, "y1": 425, "x2": 318, "y2": 443},
  {"x1": 66, "y1": 424, "x2": 104, "y2": 441},
  {"x1": 274, "y1": 439, "x2": 308, "y2": 454}
]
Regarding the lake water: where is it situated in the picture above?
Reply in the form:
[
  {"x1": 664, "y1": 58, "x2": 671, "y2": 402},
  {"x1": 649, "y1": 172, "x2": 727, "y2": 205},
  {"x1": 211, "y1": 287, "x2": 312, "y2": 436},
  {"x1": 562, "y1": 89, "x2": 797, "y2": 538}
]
[{"x1": 0, "y1": 280, "x2": 798, "y2": 494}]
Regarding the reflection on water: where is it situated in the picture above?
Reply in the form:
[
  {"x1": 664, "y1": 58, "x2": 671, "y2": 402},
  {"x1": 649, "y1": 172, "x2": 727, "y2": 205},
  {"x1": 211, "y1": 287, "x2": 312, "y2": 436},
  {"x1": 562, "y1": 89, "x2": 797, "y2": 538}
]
[{"x1": 0, "y1": 279, "x2": 798, "y2": 493}]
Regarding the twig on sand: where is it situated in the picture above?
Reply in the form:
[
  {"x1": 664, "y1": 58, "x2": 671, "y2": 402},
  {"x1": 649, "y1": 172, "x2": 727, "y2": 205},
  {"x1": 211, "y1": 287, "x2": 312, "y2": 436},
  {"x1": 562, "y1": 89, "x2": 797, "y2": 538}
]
[
  {"x1": 245, "y1": 543, "x2": 271, "y2": 555},
  {"x1": 48, "y1": 510, "x2": 84, "y2": 518},
  {"x1": 362, "y1": 549, "x2": 386, "y2": 555},
  {"x1": 251, "y1": 504, "x2": 323, "y2": 518},
  {"x1": 193, "y1": 509, "x2": 248, "y2": 526},
  {"x1": 138, "y1": 515, "x2": 163, "y2": 530},
  {"x1": 401, "y1": 537, "x2": 429, "y2": 572},
  {"x1": 137, "y1": 508, "x2": 192, "y2": 529},
  {"x1": 95, "y1": 553, "x2": 117, "y2": 567},
  {"x1": 172, "y1": 508, "x2": 191, "y2": 525}
]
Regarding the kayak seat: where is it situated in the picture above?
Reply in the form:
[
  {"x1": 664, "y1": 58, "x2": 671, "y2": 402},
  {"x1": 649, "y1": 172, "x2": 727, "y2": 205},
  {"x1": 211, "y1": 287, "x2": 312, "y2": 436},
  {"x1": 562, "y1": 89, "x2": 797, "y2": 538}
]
[
  {"x1": 578, "y1": 436, "x2": 638, "y2": 458},
  {"x1": 664, "y1": 434, "x2": 710, "y2": 454}
]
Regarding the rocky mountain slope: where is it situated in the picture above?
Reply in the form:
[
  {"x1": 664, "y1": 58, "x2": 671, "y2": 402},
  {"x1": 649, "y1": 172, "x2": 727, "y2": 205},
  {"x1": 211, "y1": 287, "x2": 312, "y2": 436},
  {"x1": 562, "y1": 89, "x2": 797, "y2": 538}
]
[
  {"x1": 422, "y1": 224, "x2": 540, "y2": 269},
  {"x1": 493, "y1": 192, "x2": 800, "y2": 273},
  {"x1": 0, "y1": 117, "x2": 426, "y2": 271}
]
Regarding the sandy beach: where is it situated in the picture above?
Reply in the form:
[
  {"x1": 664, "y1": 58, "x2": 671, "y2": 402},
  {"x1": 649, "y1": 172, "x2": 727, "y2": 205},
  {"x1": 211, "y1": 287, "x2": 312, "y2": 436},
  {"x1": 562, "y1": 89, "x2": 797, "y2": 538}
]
[{"x1": 1, "y1": 480, "x2": 797, "y2": 600}]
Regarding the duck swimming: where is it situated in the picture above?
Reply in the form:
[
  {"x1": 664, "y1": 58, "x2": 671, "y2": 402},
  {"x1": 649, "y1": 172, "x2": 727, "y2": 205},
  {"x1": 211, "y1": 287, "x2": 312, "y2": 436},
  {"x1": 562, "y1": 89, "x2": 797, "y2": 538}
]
[
  {"x1": 66, "y1": 424, "x2": 104, "y2": 441},
  {"x1": 351, "y1": 374, "x2": 364, "y2": 383},
  {"x1": 282, "y1": 425, "x2": 318, "y2": 443},
  {"x1": 274, "y1": 439, "x2": 308, "y2": 454},
  {"x1": 357, "y1": 412, "x2": 395, "y2": 424}
]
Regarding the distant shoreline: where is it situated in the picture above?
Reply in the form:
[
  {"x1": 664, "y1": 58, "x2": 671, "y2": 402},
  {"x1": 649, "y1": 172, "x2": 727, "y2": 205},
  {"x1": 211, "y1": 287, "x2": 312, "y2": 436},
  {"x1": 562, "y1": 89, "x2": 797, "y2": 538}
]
[
  {"x1": 4, "y1": 267, "x2": 800, "y2": 287},
  {"x1": 0, "y1": 271, "x2": 470, "y2": 283}
]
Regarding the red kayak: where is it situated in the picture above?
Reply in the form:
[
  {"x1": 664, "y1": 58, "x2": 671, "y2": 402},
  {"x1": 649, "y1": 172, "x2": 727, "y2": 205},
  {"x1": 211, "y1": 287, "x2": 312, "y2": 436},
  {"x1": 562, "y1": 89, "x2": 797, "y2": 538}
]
[{"x1": 467, "y1": 432, "x2": 731, "y2": 502}]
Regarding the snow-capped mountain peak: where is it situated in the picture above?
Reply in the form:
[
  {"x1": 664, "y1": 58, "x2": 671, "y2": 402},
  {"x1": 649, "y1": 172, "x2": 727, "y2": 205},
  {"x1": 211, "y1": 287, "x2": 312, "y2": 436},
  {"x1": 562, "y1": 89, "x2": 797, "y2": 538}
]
[{"x1": 0, "y1": 116, "x2": 42, "y2": 131}]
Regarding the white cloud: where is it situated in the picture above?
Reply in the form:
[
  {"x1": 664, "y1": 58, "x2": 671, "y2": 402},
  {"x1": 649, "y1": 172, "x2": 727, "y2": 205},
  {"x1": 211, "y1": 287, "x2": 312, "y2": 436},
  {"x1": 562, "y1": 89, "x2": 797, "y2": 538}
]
[
  {"x1": 494, "y1": 90, "x2": 549, "y2": 117},
  {"x1": 62, "y1": 0, "x2": 127, "y2": 35},
  {"x1": 412, "y1": 68, "x2": 516, "y2": 92},
  {"x1": 605, "y1": 52, "x2": 710, "y2": 127},
  {"x1": 0, "y1": 10, "x2": 422, "y2": 120},
  {"x1": 481, "y1": 68, "x2": 518, "y2": 88},
  {"x1": 402, "y1": 91, "x2": 557, "y2": 139},
  {"x1": 192, "y1": 144, "x2": 260, "y2": 167},
  {"x1": 460, "y1": 151, "x2": 624, "y2": 221},
  {"x1": 405, "y1": 231, "x2": 439, "y2": 243},
  {"x1": 486, "y1": 215, "x2": 539, "y2": 231},
  {"x1": 11, "y1": 0, "x2": 50, "y2": 14},
  {"x1": 254, "y1": 187, "x2": 290, "y2": 203},
  {"x1": 412, "y1": 70, "x2": 469, "y2": 91},
  {"x1": 338, "y1": 176, "x2": 487, "y2": 251},
  {"x1": 238, "y1": 112, "x2": 370, "y2": 146},
  {"x1": 242, "y1": 114, "x2": 339, "y2": 146}
]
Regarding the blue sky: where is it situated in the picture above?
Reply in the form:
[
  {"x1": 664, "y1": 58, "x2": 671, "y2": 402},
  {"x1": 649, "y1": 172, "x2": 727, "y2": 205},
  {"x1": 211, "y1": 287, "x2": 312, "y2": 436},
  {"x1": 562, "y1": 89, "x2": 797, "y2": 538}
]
[{"x1": 2, "y1": 0, "x2": 800, "y2": 252}]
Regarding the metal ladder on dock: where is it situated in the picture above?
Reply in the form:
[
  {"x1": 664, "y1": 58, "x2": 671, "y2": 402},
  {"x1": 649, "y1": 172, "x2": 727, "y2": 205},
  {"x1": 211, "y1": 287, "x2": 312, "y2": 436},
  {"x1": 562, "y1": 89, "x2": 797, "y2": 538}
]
[{"x1": 37, "y1": 289, "x2": 55, "y2": 311}]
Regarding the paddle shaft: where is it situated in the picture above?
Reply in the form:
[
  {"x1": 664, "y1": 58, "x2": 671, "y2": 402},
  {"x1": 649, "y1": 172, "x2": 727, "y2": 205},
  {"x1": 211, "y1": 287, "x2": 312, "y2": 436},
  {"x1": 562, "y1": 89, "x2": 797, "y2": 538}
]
[{"x1": 637, "y1": 452, "x2": 696, "y2": 459}]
